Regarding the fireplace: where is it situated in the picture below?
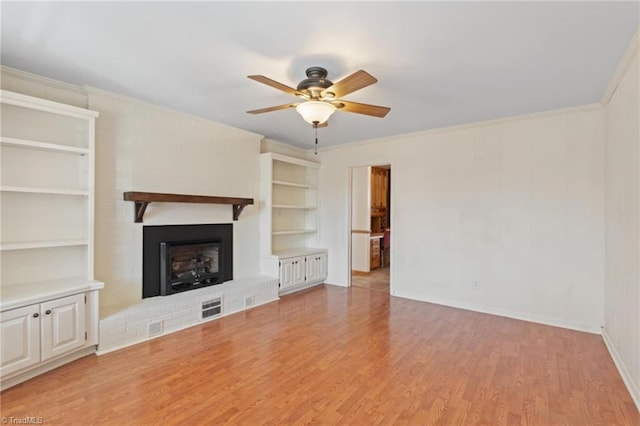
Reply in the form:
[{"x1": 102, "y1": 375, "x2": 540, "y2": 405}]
[
  {"x1": 143, "y1": 224, "x2": 233, "y2": 298},
  {"x1": 160, "y1": 240, "x2": 223, "y2": 295}
]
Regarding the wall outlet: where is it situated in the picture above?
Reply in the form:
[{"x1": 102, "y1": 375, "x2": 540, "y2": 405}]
[{"x1": 473, "y1": 281, "x2": 480, "y2": 290}]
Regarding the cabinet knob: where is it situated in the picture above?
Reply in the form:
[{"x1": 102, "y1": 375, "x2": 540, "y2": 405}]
[
  {"x1": 33, "y1": 313, "x2": 39, "y2": 318},
  {"x1": 45, "y1": 310, "x2": 52, "y2": 315}
]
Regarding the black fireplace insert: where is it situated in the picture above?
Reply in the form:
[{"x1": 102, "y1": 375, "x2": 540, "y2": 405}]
[
  {"x1": 160, "y1": 240, "x2": 223, "y2": 295},
  {"x1": 143, "y1": 224, "x2": 233, "y2": 298}
]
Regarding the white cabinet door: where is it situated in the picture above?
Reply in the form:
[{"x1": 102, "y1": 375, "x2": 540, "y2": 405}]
[
  {"x1": 280, "y1": 256, "x2": 306, "y2": 289},
  {"x1": 0, "y1": 304, "x2": 41, "y2": 377},
  {"x1": 306, "y1": 255, "x2": 319, "y2": 283},
  {"x1": 280, "y1": 258, "x2": 295, "y2": 289},
  {"x1": 41, "y1": 294, "x2": 85, "y2": 362},
  {"x1": 292, "y1": 257, "x2": 306, "y2": 287},
  {"x1": 316, "y1": 252, "x2": 328, "y2": 280},
  {"x1": 306, "y1": 252, "x2": 328, "y2": 284}
]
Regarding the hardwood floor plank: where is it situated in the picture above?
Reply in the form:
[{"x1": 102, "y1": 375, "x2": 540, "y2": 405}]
[{"x1": 1, "y1": 285, "x2": 638, "y2": 425}]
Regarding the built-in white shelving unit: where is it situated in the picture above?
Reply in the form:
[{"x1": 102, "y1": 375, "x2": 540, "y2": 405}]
[
  {"x1": 0, "y1": 90, "x2": 103, "y2": 390},
  {"x1": 259, "y1": 153, "x2": 327, "y2": 294},
  {"x1": 0, "y1": 137, "x2": 90, "y2": 155}
]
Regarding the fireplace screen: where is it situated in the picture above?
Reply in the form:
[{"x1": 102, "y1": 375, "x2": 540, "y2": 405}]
[{"x1": 160, "y1": 240, "x2": 223, "y2": 295}]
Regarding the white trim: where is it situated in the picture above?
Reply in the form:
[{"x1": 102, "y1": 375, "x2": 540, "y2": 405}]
[
  {"x1": 0, "y1": 137, "x2": 89, "y2": 155},
  {"x1": 396, "y1": 291, "x2": 602, "y2": 335},
  {"x1": 84, "y1": 86, "x2": 264, "y2": 140},
  {"x1": 1, "y1": 186, "x2": 88, "y2": 196},
  {"x1": 261, "y1": 138, "x2": 308, "y2": 156},
  {"x1": 278, "y1": 280, "x2": 323, "y2": 296},
  {"x1": 345, "y1": 160, "x2": 395, "y2": 292},
  {"x1": 316, "y1": 103, "x2": 602, "y2": 154},
  {"x1": 0, "y1": 346, "x2": 96, "y2": 391},
  {"x1": 262, "y1": 151, "x2": 320, "y2": 168},
  {"x1": 272, "y1": 180, "x2": 313, "y2": 189},
  {"x1": 272, "y1": 204, "x2": 316, "y2": 210},
  {"x1": 1, "y1": 65, "x2": 86, "y2": 95},
  {"x1": 601, "y1": 29, "x2": 640, "y2": 106},
  {"x1": 602, "y1": 327, "x2": 640, "y2": 411},
  {"x1": 0, "y1": 240, "x2": 89, "y2": 251},
  {"x1": 272, "y1": 229, "x2": 317, "y2": 235},
  {"x1": 1, "y1": 89, "x2": 98, "y2": 119}
]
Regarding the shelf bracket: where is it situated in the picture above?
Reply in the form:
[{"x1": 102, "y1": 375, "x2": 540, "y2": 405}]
[
  {"x1": 123, "y1": 192, "x2": 254, "y2": 223},
  {"x1": 133, "y1": 201, "x2": 149, "y2": 223},
  {"x1": 232, "y1": 203, "x2": 248, "y2": 221}
]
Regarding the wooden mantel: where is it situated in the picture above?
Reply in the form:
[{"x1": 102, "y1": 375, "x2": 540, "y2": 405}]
[{"x1": 123, "y1": 191, "x2": 254, "y2": 223}]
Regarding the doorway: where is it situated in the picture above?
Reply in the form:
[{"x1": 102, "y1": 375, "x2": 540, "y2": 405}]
[{"x1": 349, "y1": 164, "x2": 391, "y2": 292}]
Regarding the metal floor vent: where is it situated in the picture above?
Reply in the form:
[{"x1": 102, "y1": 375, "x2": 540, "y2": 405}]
[
  {"x1": 245, "y1": 295, "x2": 255, "y2": 308},
  {"x1": 202, "y1": 297, "x2": 222, "y2": 320},
  {"x1": 148, "y1": 320, "x2": 164, "y2": 337}
]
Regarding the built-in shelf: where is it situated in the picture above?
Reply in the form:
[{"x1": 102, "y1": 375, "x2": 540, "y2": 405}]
[
  {"x1": 272, "y1": 180, "x2": 314, "y2": 189},
  {"x1": 0, "y1": 277, "x2": 104, "y2": 312},
  {"x1": 272, "y1": 229, "x2": 318, "y2": 236},
  {"x1": 0, "y1": 239, "x2": 89, "y2": 251},
  {"x1": 272, "y1": 204, "x2": 316, "y2": 210},
  {"x1": 123, "y1": 191, "x2": 254, "y2": 223},
  {"x1": 272, "y1": 247, "x2": 328, "y2": 257},
  {"x1": 1, "y1": 186, "x2": 89, "y2": 196},
  {"x1": 0, "y1": 137, "x2": 89, "y2": 155}
]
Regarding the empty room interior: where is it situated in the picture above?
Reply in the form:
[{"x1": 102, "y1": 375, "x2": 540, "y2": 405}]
[{"x1": 1, "y1": 2, "x2": 639, "y2": 424}]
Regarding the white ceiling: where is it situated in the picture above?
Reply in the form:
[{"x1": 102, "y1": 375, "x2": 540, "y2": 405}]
[{"x1": 1, "y1": 2, "x2": 638, "y2": 149}]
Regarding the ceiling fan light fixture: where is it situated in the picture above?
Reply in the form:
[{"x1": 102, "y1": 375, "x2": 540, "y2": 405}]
[{"x1": 296, "y1": 100, "x2": 336, "y2": 125}]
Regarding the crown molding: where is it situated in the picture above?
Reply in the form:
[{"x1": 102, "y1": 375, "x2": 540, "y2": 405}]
[
  {"x1": 84, "y1": 86, "x2": 264, "y2": 140},
  {"x1": 1, "y1": 65, "x2": 86, "y2": 94},
  {"x1": 316, "y1": 102, "x2": 602, "y2": 154},
  {"x1": 601, "y1": 29, "x2": 639, "y2": 106}
]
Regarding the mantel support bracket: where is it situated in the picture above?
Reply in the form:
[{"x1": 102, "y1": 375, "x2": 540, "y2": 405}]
[
  {"x1": 134, "y1": 201, "x2": 149, "y2": 223},
  {"x1": 123, "y1": 192, "x2": 254, "y2": 223},
  {"x1": 232, "y1": 204, "x2": 247, "y2": 221}
]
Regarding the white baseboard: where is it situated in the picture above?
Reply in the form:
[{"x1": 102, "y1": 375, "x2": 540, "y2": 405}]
[
  {"x1": 278, "y1": 280, "x2": 324, "y2": 296},
  {"x1": 602, "y1": 327, "x2": 640, "y2": 411},
  {"x1": 395, "y1": 292, "x2": 601, "y2": 334},
  {"x1": 1, "y1": 346, "x2": 96, "y2": 391}
]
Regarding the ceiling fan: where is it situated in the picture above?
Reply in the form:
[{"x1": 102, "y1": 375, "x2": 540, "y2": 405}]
[{"x1": 246, "y1": 66, "x2": 391, "y2": 129}]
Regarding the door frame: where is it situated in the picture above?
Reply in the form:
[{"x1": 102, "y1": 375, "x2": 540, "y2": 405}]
[{"x1": 346, "y1": 161, "x2": 394, "y2": 293}]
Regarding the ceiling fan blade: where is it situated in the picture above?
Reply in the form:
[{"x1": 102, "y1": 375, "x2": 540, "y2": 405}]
[
  {"x1": 246, "y1": 103, "x2": 298, "y2": 114},
  {"x1": 326, "y1": 70, "x2": 377, "y2": 98},
  {"x1": 248, "y1": 75, "x2": 301, "y2": 97},
  {"x1": 335, "y1": 100, "x2": 390, "y2": 118}
]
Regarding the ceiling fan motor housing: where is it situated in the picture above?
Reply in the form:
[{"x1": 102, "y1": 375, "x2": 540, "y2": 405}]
[{"x1": 297, "y1": 67, "x2": 334, "y2": 98}]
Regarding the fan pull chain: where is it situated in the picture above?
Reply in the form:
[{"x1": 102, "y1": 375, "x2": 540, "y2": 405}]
[{"x1": 314, "y1": 125, "x2": 318, "y2": 155}]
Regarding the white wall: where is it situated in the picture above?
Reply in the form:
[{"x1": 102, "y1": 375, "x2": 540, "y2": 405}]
[
  {"x1": 317, "y1": 106, "x2": 605, "y2": 332},
  {"x1": 603, "y1": 35, "x2": 640, "y2": 407},
  {"x1": 351, "y1": 166, "x2": 371, "y2": 272},
  {"x1": 87, "y1": 88, "x2": 263, "y2": 307}
]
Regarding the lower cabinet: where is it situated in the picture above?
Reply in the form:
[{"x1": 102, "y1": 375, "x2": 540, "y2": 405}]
[
  {"x1": 306, "y1": 253, "x2": 328, "y2": 283},
  {"x1": 1, "y1": 293, "x2": 88, "y2": 379},
  {"x1": 279, "y1": 256, "x2": 306, "y2": 289},
  {"x1": 0, "y1": 304, "x2": 40, "y2": 377},
  {"x1": 279, "y1": 251, "x2": 328, "y2": 293}
]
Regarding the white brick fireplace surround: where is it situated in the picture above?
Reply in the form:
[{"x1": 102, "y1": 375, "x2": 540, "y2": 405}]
[{"x1": 98, "y1": 276, "x2": 278, "y2": 354}]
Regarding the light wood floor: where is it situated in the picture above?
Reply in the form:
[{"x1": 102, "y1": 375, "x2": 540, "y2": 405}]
[
  {"x1": 352, "y1": 266, "x2": 390, "y2": 292},
  {"x1": 1, "y1": 285, "x2": 638, "y2": 425}
]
